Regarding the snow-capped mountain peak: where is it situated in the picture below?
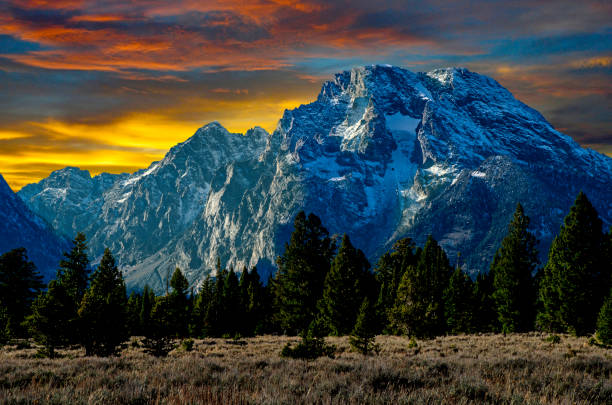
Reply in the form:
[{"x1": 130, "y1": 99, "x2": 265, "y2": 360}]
[{"x1": 14, "y1": 65, "x2": 612, "y2": 292}]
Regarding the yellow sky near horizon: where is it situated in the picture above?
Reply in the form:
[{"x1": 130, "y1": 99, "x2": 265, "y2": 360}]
[{"x1": 1, "y1": 98, "x2": 308, "y2": 191}]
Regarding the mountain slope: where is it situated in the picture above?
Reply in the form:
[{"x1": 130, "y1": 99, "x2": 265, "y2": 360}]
[
  {"x1": 17, "y1": 66, "x2": 612, "y2": 292},
  {"x1": 0, "y1": 174, "x2": 69, "y2": 280}
]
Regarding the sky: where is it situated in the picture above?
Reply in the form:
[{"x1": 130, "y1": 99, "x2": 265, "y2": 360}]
[{"x1": 0, "y1": 0, "x2": 610, "y2": 190}]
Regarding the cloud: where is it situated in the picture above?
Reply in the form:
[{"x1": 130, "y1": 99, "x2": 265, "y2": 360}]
[{"x1": 0, "y1": 0, "x2": 610, "y2": 189}]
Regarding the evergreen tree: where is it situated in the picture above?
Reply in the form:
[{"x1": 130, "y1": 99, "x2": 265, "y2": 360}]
[
  {"x1": 168, "y1": 267, "x2": 190, "y2": 337},
  {"x1": 192, "y1": 276, "x2": 213, "y2": 337},
  {"x1": 55, "y1": 233, "x2": 91, "y2": 344},
  {"x1": 321, "y1": 234, "x2": 372, "y2": 335},
  {"x1": 78, "y1": 249, "x2": 128, "y2": 356},
  {"x1": 491, "y1": 203, "x2": 538, "y2": 333},
  {"x1": 27, "y1": 280, "x2": 72, "y2": 357},
  {"x1": 0, "y1": 306, "x2": 10, "y2": 345},
  {"x1": 390, "y1": 235, "x2": 452, "y2": 338},
  {"x1": 349, "y1": 297, "x2": 379, "y2": 355},
  {"x1": 374, "y1": 238, "x2": 418, "y2": 333},
  {"x1": 0, "y1": 247, "x2": 43, "y2": 337},
  {"x1": 537, "y1": 192, "x2": 610, "y2": 335},
  {"x1": 57, "y1": 233, "x2": 90, "y2": 307},
  {"x1": 140, "y1": 285, "x2": 155, "y2": 336},
  {"x1": 280, "y1": 315, "x2": 335, "y2": 360},
  {"x1": 473, "y1": 271, "x2": 497, "y2": 332},
  {"x1": 597, "y1": 288, "x2": 612, "y2": 345},
  {"x1": 203, "y1": 269, "x2": 227, "y2": 337},
  {"x1": 126, "y1": 292, "x2": 142, "y2": 336},
  {"x1": 238, "y1": 266, "x2": 268, "y2": 336},
  {"x1": 443, "y1": 267, "x2": 475, "y2": 334},
  {"x1": 222, "y1": 267, "x2": 241, "y2": 336},
  {"x1": 142, "y1": 295, "x2": 176, "y2": 356},
  {"x1": 273, "y1": 211, "x2": 335, "y2": 335}
]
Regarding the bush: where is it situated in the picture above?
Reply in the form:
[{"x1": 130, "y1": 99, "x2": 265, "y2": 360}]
[
  {"x1": 545, "y1": 334, "x2": 561, "y2": 344},
  {"x1": 280, "y1": 336, "x2": 335, "y2": 360},
  {"x1": 142, "y1": 336, "x2": 175, "y2": 357},
  {"x1": 180, "y1": 338, "x2": 194, "y2": 352}
]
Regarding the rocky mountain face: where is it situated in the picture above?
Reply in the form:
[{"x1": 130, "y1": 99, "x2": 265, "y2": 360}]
[
  {"x1": 0, "y1": 174, "x2": 69, "y2": 280},
  {"x1": 15, "y1": 65, "x2": 612, "y2": 292}
]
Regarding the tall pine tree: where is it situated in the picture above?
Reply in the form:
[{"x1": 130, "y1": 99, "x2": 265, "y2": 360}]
[
  {"x1": 374, "y1": 238, "x2": 418, "y2": 333},
  {"x1": 273, "y1": 212, "x2": 335, "y2": 335},
  {"x1": 0, "y1": 248, "x2": 43, "y2": 337},
  {"x1": 537, "y1": 192, "x2": 610, "y2": 335},
  {"x1": 473, "y1": 271, "x2": 497, "y2": 332},
  {"x1": 168, "y1": 267, "x2": 190, "y2": 337},
  {"x1": 126, "y1": 291, "x2": 142, "y2": 336},
  {"x1": 57, "y1": 233, "x2": 90, "y2": 307},
  {"x1": 390, "y1": 235, "x2": 452, "y2": 338},
  {"x1": 321, "y1": 234, "x2": 372, "y2": 335},
  {"x1": 139, "y1": 285, "x2": 155, "y2": 336},
  {"x1": 222, "y1": 267, "x2": 241, "y2": 337},
  {"x1": 27, "y1": 280, "x2": 72, "y2": 357},
  {"x1": 443, "y1": 266, "x2": 475, "y2": 334},
  {"x1": 491, "y1": 203, "x2": 538, "y2": 333},
  {"x1": 78, "y1": 248, "x2": 128, "y2": 356}
]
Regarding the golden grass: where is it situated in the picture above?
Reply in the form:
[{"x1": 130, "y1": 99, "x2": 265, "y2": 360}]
[{"x1": 1, "y1": 333, "x2": 611, "y2": 404}]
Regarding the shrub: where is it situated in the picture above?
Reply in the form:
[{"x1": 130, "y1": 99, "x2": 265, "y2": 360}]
[
  {"x1": 180, "y1": 338, "x2": 194, "y2": 352},
  {"x1": 142, "y1": 336, "x2": 175, "y2": 357},
  {"x1": 280, "y1": 337, "x2": 335, "y2": 360}
]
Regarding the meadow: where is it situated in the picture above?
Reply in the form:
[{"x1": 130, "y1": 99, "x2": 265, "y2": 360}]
[{"x1": 1, "y1": 333, "x2": 610, "y2": 404}]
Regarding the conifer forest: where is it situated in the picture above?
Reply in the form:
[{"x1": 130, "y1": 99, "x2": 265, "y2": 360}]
[{"x1": 1, "y1": 191, "x2": 611, "y2": 403}]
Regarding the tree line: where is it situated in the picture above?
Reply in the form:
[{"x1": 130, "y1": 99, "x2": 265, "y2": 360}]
[{"x1": 0, "y1": 191, "x2": 611, "y2": 357}]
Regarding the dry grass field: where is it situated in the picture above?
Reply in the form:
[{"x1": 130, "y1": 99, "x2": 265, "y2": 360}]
[{"x1": 1, "y1": 333, "x2": 611, "y2": 404}]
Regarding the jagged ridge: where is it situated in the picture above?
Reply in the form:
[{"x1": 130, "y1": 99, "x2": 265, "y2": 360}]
[{"x1": 15, "y1": 65, "x2": 612, "y2": 292}]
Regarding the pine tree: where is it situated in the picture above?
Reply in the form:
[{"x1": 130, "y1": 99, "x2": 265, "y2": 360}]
[
  {"x1": 0, "y1": 247, "x2": 43, "y2": 337},
  {"x1": 126, "y1": 292, "x2": 142, "y2": 336},
  {"x1": 142, "y1": 295, "x2": 176, "y2": 356},
  {"x1": 57, "y1": 233, "x2": 90, "y2": 307},
  {"x1": 273, "y1": 212, "x2": 335, "y2": 335},
  {"x1": 203, "y1": 268, "x2": 227, "y2": 337},
  {"x1": 537, "y1": 192, "x2": 609, "y2": 335},
  {"x1": 168, "y1": 267, "x2": 190, "y2": 337},
  {"x1": 78, "y1": 248, "x2": 128, "y2": 356},
  {"x1": 374, "y1": 238, "x2": 418, "y2": 333},
  {"x1": 443, "y1": 267, "x2": 475, "y2": 334},
  {"x1": 473, "y1": 271, "x2": 497, "y2": 332},
  {"x1": 321, "y1": 234, "x2": 372, "y2": 335},
  {"x1": 390, "y1": 235, "x2": 452, "y2": 338},
  {"x1": 191, "y1": 276, "x2": 213, "y2": 337},
  {"x1": 596, "y1": 288, "x2": 612, "y2": 345},
  {"x1": 349, "y1": 297, "x2": 379, "y2": 355},
  {"x1": 27, "y1": 281, "x2": 72, "y2": 357},
  {"x1": 140, "y1": 285, "x2": 155, "y2": 336},
  {"x1": 0, "y1": 306, "x2": 10, "y2": 345},
  {"x1": 222, "y1": 267, "x2": 241, "y2": 336},
  {"x1": 280, "y1": 315, "x2": 335, "y2": 360},
  {"x1": 491, "y1": 203, "x2": 538, "y2": 333},
  {"x1": 238, "y1": 266, "x2": 267, "y2": 336}
]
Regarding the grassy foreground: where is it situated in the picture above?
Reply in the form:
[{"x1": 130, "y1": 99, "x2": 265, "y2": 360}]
[{"x1": 1, "y1": 333, "x2": 611, "y2": 404}]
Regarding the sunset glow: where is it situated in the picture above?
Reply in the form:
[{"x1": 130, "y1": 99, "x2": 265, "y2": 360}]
[{"x1": 1, "y1": 0, "x2": 610, "y2": 189}]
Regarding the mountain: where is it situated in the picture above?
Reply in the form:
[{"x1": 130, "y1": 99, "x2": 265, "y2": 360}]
[
  {"x1": 0, "y1": 174, "x2": 69, "y2": 280},
  {"x1": 16, "y1": 65, "x2": 612, "y2": 292}
]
